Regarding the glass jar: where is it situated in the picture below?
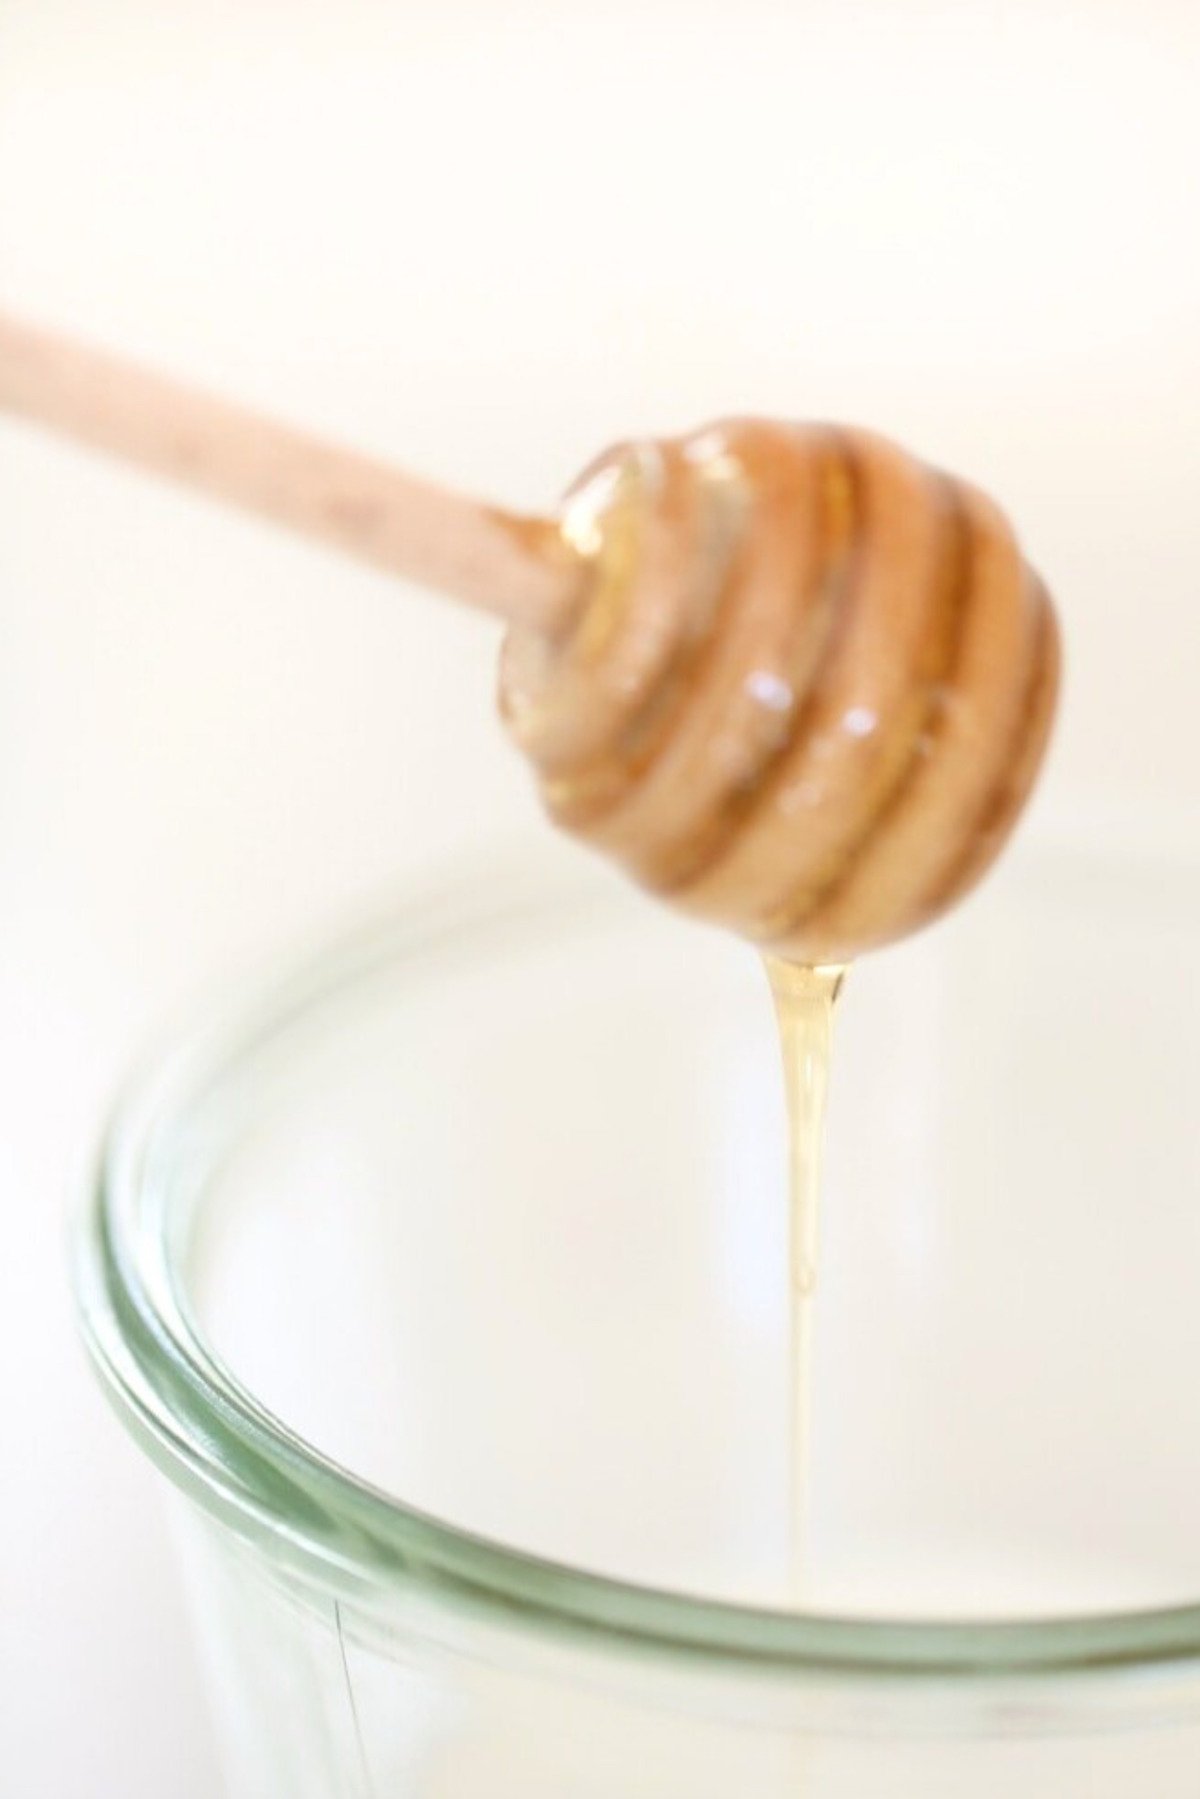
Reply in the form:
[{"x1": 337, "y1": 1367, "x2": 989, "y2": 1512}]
[{"x1": 75, "y1": 829, "x2": 1200, "y2": 1796}]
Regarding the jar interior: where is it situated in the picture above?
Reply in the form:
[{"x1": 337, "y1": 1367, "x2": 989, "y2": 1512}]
[{"x1": 181, "y1": 837, "x2": 1200, "y2": 1621}]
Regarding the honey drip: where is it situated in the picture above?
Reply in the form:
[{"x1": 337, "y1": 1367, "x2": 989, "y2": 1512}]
[{"x1": 765, "y1": 956, "x2": 846, "y2": 1602}]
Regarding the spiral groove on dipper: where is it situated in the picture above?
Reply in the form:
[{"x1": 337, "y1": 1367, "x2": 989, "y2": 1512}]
[{"x1": 500, "y1": 420, "x2": 1060, "y2": 962}]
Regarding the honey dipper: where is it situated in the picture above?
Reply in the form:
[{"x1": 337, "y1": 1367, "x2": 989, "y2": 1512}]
[{"x1": 0, "y1": 314, "x2": 1060, "y2": 959}]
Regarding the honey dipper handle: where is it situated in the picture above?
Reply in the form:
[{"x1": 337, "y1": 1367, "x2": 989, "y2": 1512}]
[{"x1": 0, "y1": 311, "x2": 582, "y2": 633}]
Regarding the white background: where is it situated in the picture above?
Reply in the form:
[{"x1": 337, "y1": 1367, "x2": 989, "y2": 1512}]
[{"x1": 2, "y1": 2, "x2": 1200, "y2": 1793}]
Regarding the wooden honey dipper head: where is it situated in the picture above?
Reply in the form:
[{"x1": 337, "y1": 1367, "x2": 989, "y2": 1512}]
[{"x1": 500, "y1": 420, "x2": 1061, "y2": 963}]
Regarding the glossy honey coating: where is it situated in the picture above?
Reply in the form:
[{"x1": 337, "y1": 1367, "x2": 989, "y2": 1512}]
[{"x1": 500, "y1": 420, "x2": 1060, "y2": 963}]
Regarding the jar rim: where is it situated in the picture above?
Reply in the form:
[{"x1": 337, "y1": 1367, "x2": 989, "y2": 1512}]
[{"x1": 73, "y1": 848, "x2": 1200, "y2": 1679}]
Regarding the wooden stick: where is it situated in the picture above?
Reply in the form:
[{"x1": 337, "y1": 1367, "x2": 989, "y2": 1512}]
[{"x1": 0, "y1": 311, "x2": 583, "y2": 635}]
